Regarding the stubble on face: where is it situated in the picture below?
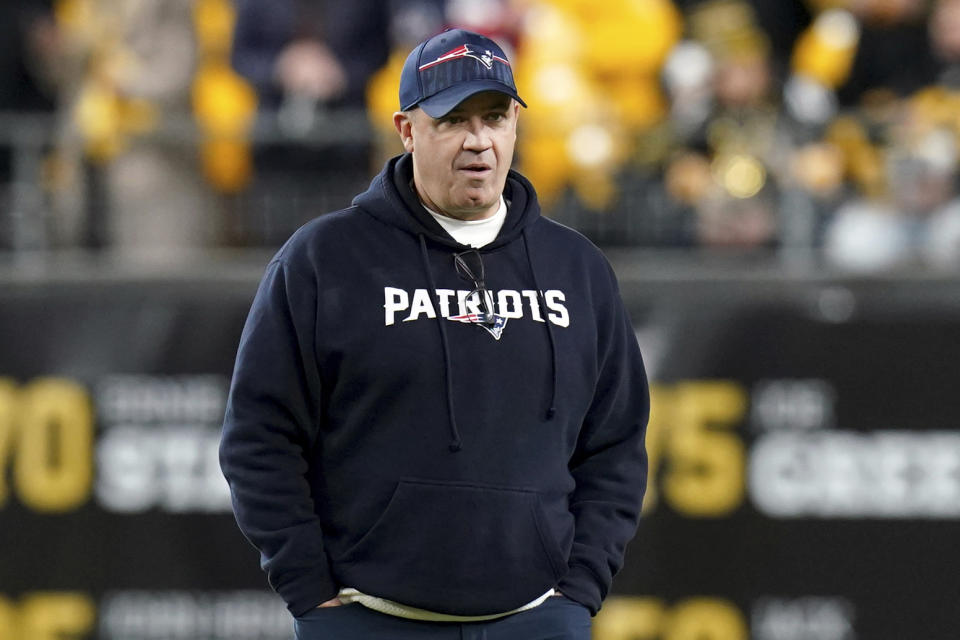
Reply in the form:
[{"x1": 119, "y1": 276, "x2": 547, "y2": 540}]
[{"x1": 398, "y1": 92, "x2": 520, "y2": 221}]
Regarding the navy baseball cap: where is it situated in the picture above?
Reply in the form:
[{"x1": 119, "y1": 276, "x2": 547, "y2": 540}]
[{"x1": 399, "y1": 28, "x2": 527, "y2": 118}]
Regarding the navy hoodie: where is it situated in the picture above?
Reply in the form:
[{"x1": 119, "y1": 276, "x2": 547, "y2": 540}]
[{"x1": 219, "y1": 153, "x2": 649, "y2": 618}]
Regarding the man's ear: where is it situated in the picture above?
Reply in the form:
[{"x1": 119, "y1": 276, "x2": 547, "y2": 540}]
[{"x1": 393, "y1": 111, "x2": 415, "y2": 153}]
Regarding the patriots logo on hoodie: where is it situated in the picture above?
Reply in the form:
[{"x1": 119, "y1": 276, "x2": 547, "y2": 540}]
[{"x1": 447, "y1": 313, "x2": 508, "y2": 340}]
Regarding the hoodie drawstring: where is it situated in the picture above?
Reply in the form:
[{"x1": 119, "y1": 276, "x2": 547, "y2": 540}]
[
  {"x1": 419, "y1": 235, "x2": 463, "y2": 452},
  {"x1": 522, "y1": 230, "x2": 558, "y2": 420}
]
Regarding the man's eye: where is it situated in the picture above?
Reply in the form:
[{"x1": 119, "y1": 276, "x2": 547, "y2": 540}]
[
  {"x1": 443, "y1": 116, "x2": 465, "y2": 125},
  {"x1": 486, "y1": 113, "x2": 505, "y2": 121}
]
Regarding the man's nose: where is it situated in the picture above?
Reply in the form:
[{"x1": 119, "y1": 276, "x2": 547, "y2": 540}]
[{"x1": 462, "y1": 118, "x2": 492, "y2": 150}]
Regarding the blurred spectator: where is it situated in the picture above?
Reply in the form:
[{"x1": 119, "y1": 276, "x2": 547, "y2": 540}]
[
  {"x1": 930, "y1": 0, "x2": 960, "y2": 87},
  {"x1": 231, "y1": 0, "x2": 444, "y2": 245},
  {"x1": 0, "y1": 1, "x2": 61, "y2": 249},
  {"x1": 658, "y1": 0, "x2": 782, "y2": 247},
  {"x1": 835, "y1": 0, "x2": 937, "y2": 105},
  {"x1": 0, "y1": 2, "x2": 59, "y2": 131},
  {"x1": 56, "y1": 0, "x2": 219, "y2": 258},
  {"x1": 232, "y1": 0, "x2": 403, "y2": 111},
  {"x1": 681, "y1": 0, "x2": 778, "y2": 136},
  {"x1": 673, "y1": 0, "x2": 812, "y2": 76},
  {"x1": 825, "y1": 106, "x2": 960, "y2": 270},
  {"x1": 107, "y1": 0, "x2": 216, "y2": 258}
]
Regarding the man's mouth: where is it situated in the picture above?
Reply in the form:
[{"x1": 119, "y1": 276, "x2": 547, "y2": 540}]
[{"x1": 459, "y1": 163, "x2": 492, "y2": 174}]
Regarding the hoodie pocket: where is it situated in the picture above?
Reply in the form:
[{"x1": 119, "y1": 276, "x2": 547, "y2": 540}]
[{"x1": 335, "y1": 478, "x2": 568, "y2": 617}]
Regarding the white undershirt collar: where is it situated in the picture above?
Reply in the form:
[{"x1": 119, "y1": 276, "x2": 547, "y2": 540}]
[{"x1": 424, "y1": 197, "x2": 507, "y2": 248}]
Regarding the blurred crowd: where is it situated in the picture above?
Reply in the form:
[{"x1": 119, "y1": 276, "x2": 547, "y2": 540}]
[{"x1": 3, "y1": 0, "x2": 960, "y2": 270}]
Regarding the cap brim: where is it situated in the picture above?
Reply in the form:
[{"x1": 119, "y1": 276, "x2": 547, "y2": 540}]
[{"x1": 418, "y1": 80, "x2": 527, "y2": 118}]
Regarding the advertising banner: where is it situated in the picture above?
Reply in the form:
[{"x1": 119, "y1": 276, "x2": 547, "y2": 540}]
[{"x1": 1, "y1": 267, "x2": 958, "y2": 639}]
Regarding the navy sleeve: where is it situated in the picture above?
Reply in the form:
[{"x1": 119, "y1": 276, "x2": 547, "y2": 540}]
[
  {"x1": 557, "y1": 264, "x2": 650, "y2": 614},
  {"x1": 219, "y1": 259, "x2": 336, "y2": 615}
]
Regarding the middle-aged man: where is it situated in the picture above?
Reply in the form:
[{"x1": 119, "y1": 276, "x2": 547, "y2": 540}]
[{"x1": 220, "y1": 28, "x2": 649, "y2": 640}]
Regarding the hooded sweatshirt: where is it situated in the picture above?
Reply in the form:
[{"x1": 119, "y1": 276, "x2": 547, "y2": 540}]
[{"x1": 219, "y1": 153, "x2": 649, "y2": 618}]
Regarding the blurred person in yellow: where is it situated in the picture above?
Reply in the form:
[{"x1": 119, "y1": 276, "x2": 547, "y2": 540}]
[
  {"x1": 220, "y1": 27, "x2": 649, "y2": 640},
  {"x1": 513, "y1": 0, "x2": 681, "y2": 209},
  {"x1": 656, "y1": 0, "x2": 784, "y2": 248},
  {"x1": 675, "y1": 0, "x2": 812, "y2": 74},
  {"x1": 53, "y1": 0, "x2": 223, "y2": 256}
]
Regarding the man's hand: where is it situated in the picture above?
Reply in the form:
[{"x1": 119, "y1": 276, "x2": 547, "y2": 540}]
[{"x1": 318, "y1": 597, "x2": 343, "y2": 608}]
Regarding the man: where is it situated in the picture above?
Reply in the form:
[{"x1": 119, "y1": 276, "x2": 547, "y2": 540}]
[{"x1": 220, "y1": 28, "x2": 649, "y2": 640}]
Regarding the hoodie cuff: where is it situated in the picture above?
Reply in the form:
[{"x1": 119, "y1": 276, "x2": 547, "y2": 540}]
[
  {"x1": 278, "y1": 563, "x2": 340, "y2": 617},
  {"x1": 557, "y1": 564, "x2": 604, "y2": 616}
]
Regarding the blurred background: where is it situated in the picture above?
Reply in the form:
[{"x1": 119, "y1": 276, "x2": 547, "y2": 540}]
[{"x1": 1, "y1": 1, "x2": 959, "y2": 639}]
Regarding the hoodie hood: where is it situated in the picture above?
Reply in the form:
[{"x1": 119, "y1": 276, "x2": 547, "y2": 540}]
[{"x1": 352, "y1": 153, "x2": 541, "y2": 249}]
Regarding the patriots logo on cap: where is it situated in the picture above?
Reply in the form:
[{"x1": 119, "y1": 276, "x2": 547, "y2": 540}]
[
  {"x1": 447, "y1": 313, "x2": 509, "y2": 340},
  {"x1": 419, "y1": 44, "x2": 510, "y2": 72}
]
